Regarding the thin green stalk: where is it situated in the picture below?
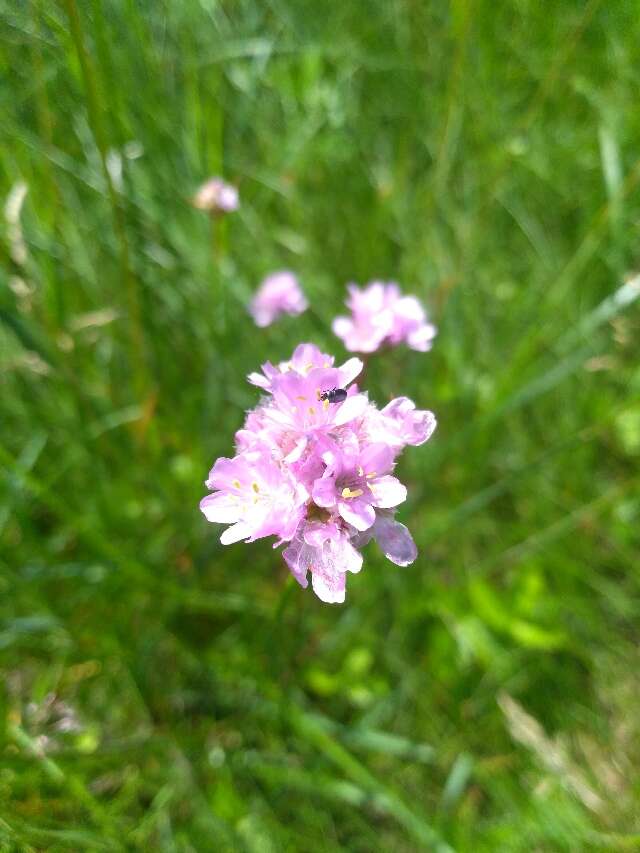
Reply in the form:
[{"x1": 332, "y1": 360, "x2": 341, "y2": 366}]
[
  {"x1": 31, "y1": 0, "x2": 66, "y2": 328},
  {"x1": 62, "y1": 0, "x2": 147, "y2": 400},
  {"x1": 211, "y1": 214, "x2": 228, "y2": 336},
  {"x1": 207, "y1": 67, "x2": 227, "y2": 341}
]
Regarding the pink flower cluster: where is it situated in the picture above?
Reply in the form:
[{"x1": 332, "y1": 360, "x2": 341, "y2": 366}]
[
  {"x1": 333, "y1": 281, "x2": 437, "y2": 353},
  {"x1": 249, "y1": 271, "x2": 308, "y2": 327},
  {"x1": 192, "y1": 177, "x2": 239, "y2": 215},
  {"x1": 200, "y1": 344, "x2": 436, "y2": 603}
]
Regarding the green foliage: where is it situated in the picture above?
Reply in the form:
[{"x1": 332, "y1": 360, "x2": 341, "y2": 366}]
[{"x1": 1, "y1": 0, "x2": 640, "y2": 849}]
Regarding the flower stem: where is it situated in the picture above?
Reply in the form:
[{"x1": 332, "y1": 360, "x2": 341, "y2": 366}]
[{"x1": 63, "y1": 0, "x2": 147, "y2": 401}]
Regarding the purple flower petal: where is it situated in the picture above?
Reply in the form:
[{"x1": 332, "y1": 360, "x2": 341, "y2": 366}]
[{"x1": 372, "y1": 515, "x2": 418, "y2": 566}]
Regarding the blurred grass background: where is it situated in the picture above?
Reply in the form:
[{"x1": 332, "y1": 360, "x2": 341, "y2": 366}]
[{"x1": 1, "y1": 0, "x2": 640, "y2": 850}]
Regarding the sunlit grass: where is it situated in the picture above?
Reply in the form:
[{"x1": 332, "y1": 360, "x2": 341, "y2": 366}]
[{"x1": 1, "y1": 0, "x2": 640, "y2": 850}]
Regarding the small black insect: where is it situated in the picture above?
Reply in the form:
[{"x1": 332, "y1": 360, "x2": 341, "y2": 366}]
[{"x1": 319, "y1": 387, "x2": 348, "y2": 404}]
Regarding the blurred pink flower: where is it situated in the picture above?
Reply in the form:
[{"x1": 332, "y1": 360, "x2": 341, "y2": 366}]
[
  {"x1": 200, "y1": 343, "x2": 437, "y2": 604},
  {"x1": 249, "y1": 271, "x2": 308, "y2": 328},
  {"x1": 332, "y1": 281, "x2": 437, "y2": 353},
  {"x1": 191, "y1": 177, "x2": 239, "y2": 215}
]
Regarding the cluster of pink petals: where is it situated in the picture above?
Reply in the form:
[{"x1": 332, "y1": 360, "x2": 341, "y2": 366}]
[
  {"x1": 200, "y1": 344, "x2": 436, "y2": 604},
  {"x1": 249, "y1": 271, "x2": 308, "y2": 327},
  {"x1": 192, "y1": 177, "x2": 239, "y2": 215},
  {"x1": 332, "y1": 281, "x2": 437, "y2": 353}
]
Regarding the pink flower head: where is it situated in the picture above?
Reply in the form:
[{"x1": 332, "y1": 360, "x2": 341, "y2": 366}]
[
  {"x1": 248, "y1": 271, "x2": 308, "y2": 328},
  {"x1": 332, "y1": 281, "x2": 437, "y2": 354},
  {"x1": 192, "y1": 177, "x2": 239, "y2": 215},
  {"x1": 200, "y1": 343, "x2": 437, "y2": 604}
]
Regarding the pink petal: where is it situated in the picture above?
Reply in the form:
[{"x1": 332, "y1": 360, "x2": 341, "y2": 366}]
[
  {"x1": 303, "y1": 521, "x2": 339, "y2": 548},
  {"x1": 333, "y1": 394, "x2": 369, "y2": 426},
  {"x1": 220, "y1": 521, "x2": 253, "y2": 545},
  {"x1": 338, "y1": 499, "x2": 376, "y2": 531},
  {"x1": 359, "y1": 442, "x2": 394, "y2": 476},
  {"x1": 284, "y1": 437, "x2": 307, "y2": 464},
  {"x1": 410, "y1": 410, "x2": 437, "y2": 445},
  {"x1": 311, "y1": 566, "x2": 346, "y2": 604},
  {"x1": 283, "y1": 538, "x2": 311, "y2": 588},
  {"x1": 247, "y1": 371, "x2": 270, "y2": 388},
  {"x1": 330, "y1": 536, "x2": 363, "y2": 574},
  {"x1": 337, "y1": 357, "x2": 363, "y2": 387},
  {"x1": 291, "y1": 343, "x2": 326, "y2": 367},
  {"x1": 381, "y1": 396, "x2": 414, "y2": 419},
  {"x1": 312, "y1": 476, "x2": 338, "y2": 508},
  {"x1": 331, "y1": 316, "x2": 353, "y2": 339},
  {"x1": 200, "y1": 493, "x2": 241, "y2": 524},
  {"x1": 370, "y1": 475, "x2": 407, "y2": 508},
  {"x1": 407, "y1": 324, "x2": 437, "y2": 352}
]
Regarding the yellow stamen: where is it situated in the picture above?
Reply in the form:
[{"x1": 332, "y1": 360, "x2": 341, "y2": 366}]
[
  {"x1": 366, "y1": 471, "x2": 377, "y2": 479},
  {"x1": 232, "y1": 479, "x2": 242, "y2": 490},
  {"x1": 296, "y1": 395, "x2": 307, "y2": 401},
  {"x1": 341, "y1": 487, "x2": 364, "y2": 499},
  {"x1": 322, "y1": 398, "x2": 329, "y2": 410},
  {"x1": 251, "y1": 482, "x2": 260, "y2": 493},
  {"x1": 308, "y1": 406, "x2": 316, "y2": 417}
]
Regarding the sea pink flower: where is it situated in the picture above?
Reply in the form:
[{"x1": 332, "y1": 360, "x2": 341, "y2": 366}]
[
  {"x1": 312, "y1": 441, "x2": 407, "y2": 531},
  {"x1": 332, "y1": 281, "x2": 437, "y2": 354},
  {"x1": 200, "y1": 343, "x2": 436, "y2": 603},
  {"x1": 192, "y1": 177, "x2": 239, "y2": 215},
  {"x1": 248, "y1": 271, "x2": 308, "y2": 328},
  {"x1": 200, "y1": 451, "x2": 306, "y2": 544},
  {"x1": 283, "y1": 521, "x2": 363, "y2": 604}
]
